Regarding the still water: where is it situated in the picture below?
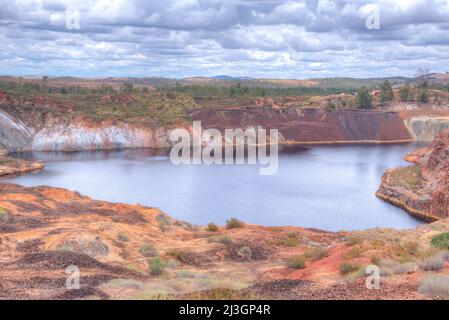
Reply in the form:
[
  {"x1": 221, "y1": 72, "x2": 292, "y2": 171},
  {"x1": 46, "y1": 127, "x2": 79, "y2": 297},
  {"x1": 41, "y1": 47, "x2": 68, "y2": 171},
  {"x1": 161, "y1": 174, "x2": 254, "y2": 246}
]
[{"x1": 5, "y1": 143, "x2": 425, "y2": 231}]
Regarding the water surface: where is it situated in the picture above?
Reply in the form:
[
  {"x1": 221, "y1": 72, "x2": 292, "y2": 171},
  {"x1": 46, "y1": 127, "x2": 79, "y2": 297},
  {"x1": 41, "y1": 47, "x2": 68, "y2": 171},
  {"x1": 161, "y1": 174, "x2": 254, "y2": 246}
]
[{"x1": 5, "y1": 143, "x2": 425, "y2": 231}]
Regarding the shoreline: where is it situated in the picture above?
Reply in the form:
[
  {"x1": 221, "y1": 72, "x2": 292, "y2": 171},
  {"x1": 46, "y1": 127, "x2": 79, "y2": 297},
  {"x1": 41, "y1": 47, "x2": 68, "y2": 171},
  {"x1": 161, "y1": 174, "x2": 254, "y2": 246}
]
[{"x1": 375, "y1": 191, "x2": 439, "y2": 222}]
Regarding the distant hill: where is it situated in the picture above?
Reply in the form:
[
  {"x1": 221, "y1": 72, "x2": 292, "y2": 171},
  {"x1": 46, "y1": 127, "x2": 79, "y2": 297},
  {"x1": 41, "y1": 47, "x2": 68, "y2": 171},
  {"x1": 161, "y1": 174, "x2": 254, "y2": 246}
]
[{"x1": 212, "y1": 75, "x2": 254, "y2": 80}]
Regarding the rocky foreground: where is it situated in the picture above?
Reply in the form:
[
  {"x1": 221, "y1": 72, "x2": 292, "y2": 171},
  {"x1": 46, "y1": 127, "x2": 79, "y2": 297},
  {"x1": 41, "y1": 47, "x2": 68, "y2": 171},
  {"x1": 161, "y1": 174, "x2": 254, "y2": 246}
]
[{"x1": 0, "y1": 183, "x2": 449, "y2": 299}]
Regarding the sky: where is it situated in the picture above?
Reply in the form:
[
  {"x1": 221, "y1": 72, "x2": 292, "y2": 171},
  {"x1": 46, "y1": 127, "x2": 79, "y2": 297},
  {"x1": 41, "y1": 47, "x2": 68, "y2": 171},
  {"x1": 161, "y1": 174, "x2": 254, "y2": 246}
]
[{"x1": 1, "y1": 0, "x2": 449, "y2": 79}]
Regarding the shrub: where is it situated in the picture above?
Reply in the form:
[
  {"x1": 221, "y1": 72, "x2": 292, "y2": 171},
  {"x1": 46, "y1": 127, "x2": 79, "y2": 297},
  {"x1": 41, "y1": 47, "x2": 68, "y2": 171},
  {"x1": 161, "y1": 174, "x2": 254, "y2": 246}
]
[
  {"x1": 0, "y1": 208, "x2": 10, "y2": 222},
  {"x1": 286, "y1": 255, "x2": 306, "y2": 269},
  {"x1": 339, "y1": 262, "x2": 361, "y2": 275},
  {"x1": 303, "y1": 247, "x2": 329, "y2": 261},
  {"x1": 418, "y1": 275, "x2": 449, "y2": 298},
  {"x1": 393, "y1": 262, "x2": 417, "y2": 275},
  {"x1": 208, "y1": 235, "x2": 232, "y2": 245},
  {"x1": 139, "y1": 243, "x2": 158, "y2": 257},
  {"x1": 403, "y1": 241, "x2": 419, "y2": 255},
  {"x1": 418, "y1": 90, "x2": 429, "y2": 103},
  {"x1": 237, "y1": 246, "x2": 252, "y2": 261},
  {"x1": 344, "y1": 235, "x2": 363, "y2": 246},
  {"x1": 325, "y1": 100, "x2": 336, "y2": 110},
  {"x1": 346, "y1": 246, "x2": 363, "y2": 259},
  {"x1": 274, "y1": 233, "x2": 300, "y2": 247},
  {"x1": 431, "y1": 232, "x2": 449, "y2": 250},
  {"x1": 148, "y1": 257, "x2": 166, "y2": 276},
  {"x1": 176, "y1": 270, "x2": 197, "y2": 279},
  {"x1": 117, "y1": 232, "x2": 129, "y2": 242},
  {"x1": 419, "y1": 252, "x2": 448, "y2": 271},
  {"x1": 399, "y1": 85, "x2": 412, "y2": 102},
  {"x1": 226, "y1": 218, "x2": 245, "y2": 229},
  {"x1": 167, "y1": 249, "x2": 189, "y2": 262},
  {"x1": 206, "y1": 223, "x2": 218, "y2": 232}
]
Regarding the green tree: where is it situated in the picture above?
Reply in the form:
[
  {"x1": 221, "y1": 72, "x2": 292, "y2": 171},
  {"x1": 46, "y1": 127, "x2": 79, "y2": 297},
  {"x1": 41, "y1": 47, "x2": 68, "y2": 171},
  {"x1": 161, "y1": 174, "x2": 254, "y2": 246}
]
[
  {"x1": 357, "y1": 87, "x2": 373, "y2": 109},
  {"x1": 380, "y1": 80, "x2": 394, "y2": 105},
  {"x1": 419, "y1": 90, "x2": 429, "y2": 103},
  {"x1": 399, "y1": 85, "x2": 412, "y2": 102}
]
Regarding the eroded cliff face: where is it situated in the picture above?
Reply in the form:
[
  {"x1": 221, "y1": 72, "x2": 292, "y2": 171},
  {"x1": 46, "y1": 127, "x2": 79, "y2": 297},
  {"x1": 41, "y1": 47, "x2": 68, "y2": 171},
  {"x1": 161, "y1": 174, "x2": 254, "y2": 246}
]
[
  {"x1": 406, "y1": 116, "x2": 449, "y2": 141},
  {"x1": 377, "y1": 130, "x2": 449, "y2": 220},
  {"x1": 0, "y1": 109, "x2": 33, "y2": 152},
  {"x1": 192, "y1": 108, "x2": 413, "y2": 143},
  {"x1": 31, "y1": 119, "x2": 183, "y2": 151}
]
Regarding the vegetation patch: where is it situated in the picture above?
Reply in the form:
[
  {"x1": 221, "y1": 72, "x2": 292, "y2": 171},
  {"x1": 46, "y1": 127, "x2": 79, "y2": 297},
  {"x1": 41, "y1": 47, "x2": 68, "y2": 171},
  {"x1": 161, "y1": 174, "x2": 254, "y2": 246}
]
[
  {"x1": 148, "y1": 257, "x2": 166, "y2": 276},
  {"x1": 390, "y1": 166, "x2": 424, "y2": 192},
  {"x1": 272, "y1": 232, "x2": 300, "y2": 247},
  {"x1": 226, "y1": 218, "x2": 245, "y2": 229},
  {"x1": 167, "y1": 249, "x2": 213, "y2": 268},
  {"x1": 339, "y1": 262, "x2": 361, "y2": 275},
  {"x1": 208, "y1": 234, "x2": 232, "y2": 245},
  {"x1": 431, "y1": 232, "x2": 449, "y2": 250},
  {"x1": 418, "y1": 275, "x2": 449, "y2": 298},
  {"x1": 0, "y1": 207, "x2": 10, "y2": 222},
  {"x1": 117, "y1": 232, "x2": 129, "y2": 242},
  {"x1": 205, "y1": 223, "x2": 218, "y2": 232},
  {"x1": 343, "y1": 235, "x2": 363, "y2": 246},
  {"x1": 139, "y1": 243, "x2": 159, "y2": 257},
  {"x1": 286, "y1": 255, "x2": 306, "y2": 269},
  {"x1": 303, "y1": 247, "x2": 329, "y2": 261}
]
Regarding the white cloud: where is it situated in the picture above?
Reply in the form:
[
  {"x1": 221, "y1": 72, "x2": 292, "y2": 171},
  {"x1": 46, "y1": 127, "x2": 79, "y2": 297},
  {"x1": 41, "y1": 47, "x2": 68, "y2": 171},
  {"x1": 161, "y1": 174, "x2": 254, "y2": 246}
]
[{"x1": 1, "y1": 0, "x2": 449, "y2": 78}]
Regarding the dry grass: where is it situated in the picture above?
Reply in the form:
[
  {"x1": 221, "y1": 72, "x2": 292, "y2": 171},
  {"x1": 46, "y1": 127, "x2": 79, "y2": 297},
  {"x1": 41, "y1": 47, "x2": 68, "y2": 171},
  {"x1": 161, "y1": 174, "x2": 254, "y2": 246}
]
[
  {"x1": 286, "y1": 255, "x2": 306, "y2": 269},
  {"x1": 389, "y1": 166, "x2": 424, "y2": 192},
  {"x1": 339, "y1": 262, "x2": 361, "y2": 275}
]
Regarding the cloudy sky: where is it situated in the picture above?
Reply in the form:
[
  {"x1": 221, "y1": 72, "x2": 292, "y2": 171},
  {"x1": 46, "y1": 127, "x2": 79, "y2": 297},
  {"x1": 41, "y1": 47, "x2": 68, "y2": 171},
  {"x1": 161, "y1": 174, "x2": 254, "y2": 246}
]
[{"x1": 1, "y1": 0, "x2": 449, "y2": 79}]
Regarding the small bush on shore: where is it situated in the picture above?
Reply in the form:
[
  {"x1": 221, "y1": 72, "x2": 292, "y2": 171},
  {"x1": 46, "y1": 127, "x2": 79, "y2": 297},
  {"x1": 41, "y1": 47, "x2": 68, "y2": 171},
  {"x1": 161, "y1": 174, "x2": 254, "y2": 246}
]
[
  {"x1": 0, "y1": 208, "x2": 10, "y2": 222},
  {"x1": 149, "y1": 257, "x2": 166, "y2": 276},
  {"x1": 226, "y1": 218, "x2": 245, "y2": 229},
  {"x1": 139, "y1": 243, "x2": 159, "y2": 257},
  {"x1": 431, "y1": 232, "x2": 449, "y2": 250},
  {"x1": 206, "y1": 223, "x2": 218, "y2": 232},
  {"x1": 286, "y1": 255, "x2": 306, "y2": 269},
  {"x1": 339, "y1": 262, "x2": 361, "y2": 275}
]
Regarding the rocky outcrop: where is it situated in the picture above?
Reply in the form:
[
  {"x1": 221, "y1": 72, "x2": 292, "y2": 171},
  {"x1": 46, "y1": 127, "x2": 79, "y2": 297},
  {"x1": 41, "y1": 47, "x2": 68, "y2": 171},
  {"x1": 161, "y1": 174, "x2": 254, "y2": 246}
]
[
  {"x1": 0, "y1": 156, "x2": 44, "y2": 177},
  {"x1": 377, "y1": 130, "x2": 449, "y2": 220}
]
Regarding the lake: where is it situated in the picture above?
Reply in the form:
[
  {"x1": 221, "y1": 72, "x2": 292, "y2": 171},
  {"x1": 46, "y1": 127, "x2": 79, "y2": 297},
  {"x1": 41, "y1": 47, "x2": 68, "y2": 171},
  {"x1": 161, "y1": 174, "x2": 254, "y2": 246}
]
[{"x1": 5, "y1": 143, "x2": 425, "y2": 231}]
